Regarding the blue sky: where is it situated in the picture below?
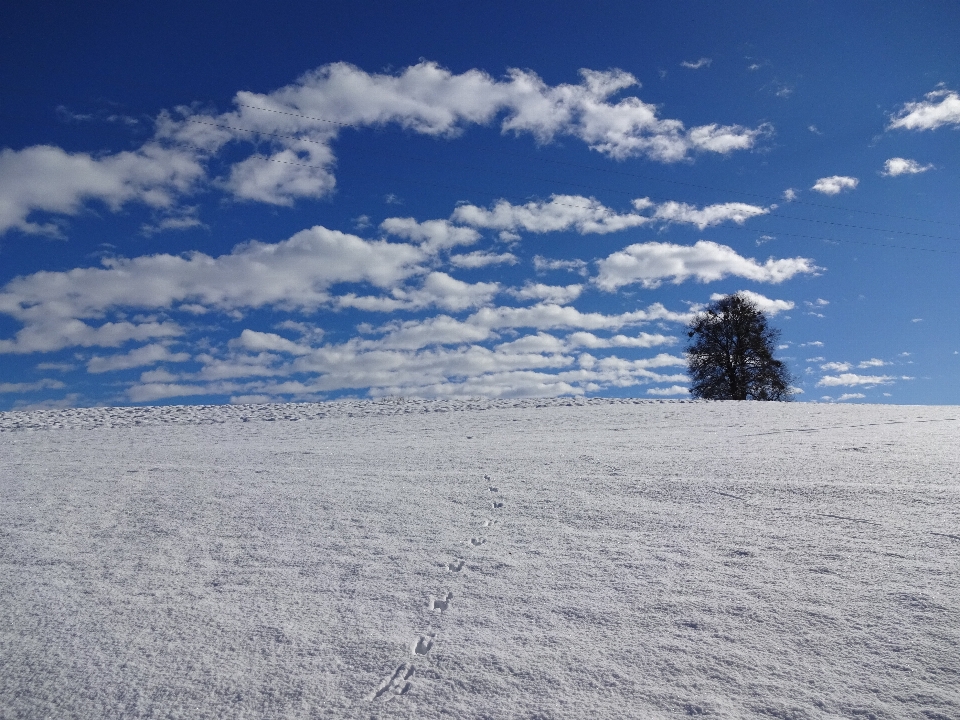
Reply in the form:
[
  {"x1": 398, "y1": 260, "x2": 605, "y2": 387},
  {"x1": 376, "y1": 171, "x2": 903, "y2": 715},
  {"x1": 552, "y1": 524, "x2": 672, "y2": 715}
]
[{"x1": 1, "y1": 0, "x2": 958, "y2": 409}]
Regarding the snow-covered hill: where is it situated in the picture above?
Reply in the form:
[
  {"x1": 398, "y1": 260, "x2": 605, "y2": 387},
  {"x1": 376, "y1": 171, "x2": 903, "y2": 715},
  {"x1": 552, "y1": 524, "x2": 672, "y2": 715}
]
[{"x1": 2, "y1": 399, "x2": 958, "y2": 719}]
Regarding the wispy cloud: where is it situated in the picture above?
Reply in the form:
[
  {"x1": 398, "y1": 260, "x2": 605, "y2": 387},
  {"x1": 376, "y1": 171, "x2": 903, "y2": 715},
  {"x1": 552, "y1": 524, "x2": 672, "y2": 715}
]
[{"x1": 681, "y1": 58, "x2": 712, "y2": 70}]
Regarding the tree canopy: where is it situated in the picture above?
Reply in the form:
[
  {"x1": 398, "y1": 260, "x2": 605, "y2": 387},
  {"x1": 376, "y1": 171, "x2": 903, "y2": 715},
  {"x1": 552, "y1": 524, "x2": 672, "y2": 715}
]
[{"x1": 686, "y1": 293, "x2": 793, "y2": 401}]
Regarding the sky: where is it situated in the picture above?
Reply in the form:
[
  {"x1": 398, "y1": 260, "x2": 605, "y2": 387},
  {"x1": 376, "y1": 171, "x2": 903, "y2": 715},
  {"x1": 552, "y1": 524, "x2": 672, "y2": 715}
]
[{"x1": 1, "y1": 0, "x2": 958, "y2": 409}]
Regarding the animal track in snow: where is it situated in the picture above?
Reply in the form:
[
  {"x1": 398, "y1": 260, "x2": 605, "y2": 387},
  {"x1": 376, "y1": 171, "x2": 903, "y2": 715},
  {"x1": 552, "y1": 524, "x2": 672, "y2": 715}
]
[
  {"x1": 483, "y1": 474, "x2": 491, "y2": 480},
  {"x1": 491, "y1": 501, "x2": 503, "y2": 509},
  {"x1": 489, "y1": 486, "x2": 499, "y2": 492},
  {"x1": 447, "y1": 559, "x2": 465, "y2": 572},
  {"x1": 430, "y1": 592, "x2": 453, "y2": 612},
  {"x1": 470, "y1": 537, "x2": 487, "y2": 546},
  {"x1": 372, "y1": 663, "x2": 414, "y2": 700},
  {"x1": 412, "y1": 635, "x2": 434, "y2": 656}
]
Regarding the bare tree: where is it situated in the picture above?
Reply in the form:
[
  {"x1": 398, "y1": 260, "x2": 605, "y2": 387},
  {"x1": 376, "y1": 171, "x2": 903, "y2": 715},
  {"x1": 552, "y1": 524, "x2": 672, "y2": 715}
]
[{"x1": 686, "y1": 293, "x2": 793, "y2": 400}]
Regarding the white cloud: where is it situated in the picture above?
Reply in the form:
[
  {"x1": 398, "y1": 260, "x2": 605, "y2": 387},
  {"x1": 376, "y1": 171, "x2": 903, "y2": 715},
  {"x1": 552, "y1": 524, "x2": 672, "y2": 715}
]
[
  {"x1": 337, "y1": 272, "x2": 499, "y2": 312},
  {"x1": 817, "y1": 373, "x2": 895, "y2": 387},
  {"x1": 881, "y1": 157, "x2": 934, "y2": 177},
  {"x1": 511, "y1": 283, "x2": 583, "y2": 304},
  {"x1": 1, "y1": 62, "x2": 768, "y2": 238},
  {"x1": 820, "y1": 361, "x2": 852, "y2": 372},
  {"x1": 448, "y1": 251, "x2": 517, "y2": 268},
  {"x1": 858, "y1": 358, "x2": 888, "y2": 368},
  {"x1": 0, "y1": 144, "x2": 205, "y2": 236},
  {"x1": 36, "y1": 362, "x2": 76, "y2": 372},
  {"x1": 533, "y1": 256, "x2": 589, "y2": 275},
  {"x1": 782, "y1": 188, "x2": 798, "y2": 201},
  {"x1": 565, "y1": 332, "x2": 677, "y2": 350},
  {"x1": 811, "y1": 176, "x2": 859, "y2": 195},
  {"x1": 681, "y1": 58, "x2": 712, "y2": 70},
  {"x1": 0, "y1": 225, "x2": 426, "y2": 353},
  {"x1": 805, "y1": 298, "x2": 829, "y2": 307},
  {"x1": 451, "y1": 195, "x2": 652, "y2": 235},
  {"x1": 225, "y1": 145, "x2": 337, "y2": 205},
  {"x1": 380, "y1": 217, "x2": 480, "y2": 250},
  {"x1": 646, "y1": 385, "x2": 690, "y2": 396},
  {"x1": 595, "y1": 240, "x2": 818, "y2": 290},
  {"x1": 710, "y1": 290, "x2": 794, "y2": 315},
  {"x1": 650, "y1": 201, "x2": 769, "y2": 230},
  {"x1": 87, "y1": 343, "x2": 191, "y2": 373},
  {"x1": 0, "y1": 378, "x2": 65, "y2": 394},
  {"x1": 494, "y1": 333, "x2": 566, "y2": 355},
  {"x1": 453, "y1": 196, "x2": 768, "y2": 236},
  {"x1": 118, "y1": 297, "x2": 696, "y2": 402},
  {"x1": 232, "y1": 329, "x2": 312, "y2": 356},
  {"x1": 170, "y1": 61, "x2": 768, "y2": 207},
  {"x1": 888, "y1": 89, "x2": 960, "y2": 131},
  {"x1": 801, "y1": 341, "x2": 824, "y2": 347},
  {"x1": 837, "y1": 393, "x2": 866, "y2": 402}
]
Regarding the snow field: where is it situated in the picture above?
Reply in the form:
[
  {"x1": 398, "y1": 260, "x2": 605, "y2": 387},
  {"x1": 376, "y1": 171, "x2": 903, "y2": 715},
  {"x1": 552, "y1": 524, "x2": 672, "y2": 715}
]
[{"x1": 1, "y1": 399, "x2": 958, "y2": 719}]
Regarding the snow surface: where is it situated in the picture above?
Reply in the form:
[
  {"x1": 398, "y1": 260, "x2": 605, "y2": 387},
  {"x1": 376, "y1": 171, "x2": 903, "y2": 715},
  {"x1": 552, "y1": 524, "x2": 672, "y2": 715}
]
[{"x1": 1, "y1": 398, "x2": 959, "y2": 719}]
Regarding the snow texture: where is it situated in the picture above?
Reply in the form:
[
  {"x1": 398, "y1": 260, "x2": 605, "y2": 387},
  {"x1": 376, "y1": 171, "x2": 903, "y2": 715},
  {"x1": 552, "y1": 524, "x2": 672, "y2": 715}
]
[{"x1": 1, "y1": 398, "x2": 959, "y2": 719}]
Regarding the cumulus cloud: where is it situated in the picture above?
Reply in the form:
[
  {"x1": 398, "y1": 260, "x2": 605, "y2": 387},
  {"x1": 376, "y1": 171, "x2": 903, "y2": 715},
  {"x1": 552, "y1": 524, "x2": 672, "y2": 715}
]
[
  {"x1": 510, "y1": 283, "x2": 584, "y2": 304},
  {"x1": 128, "y1": 337, "x2": 689, "y2": 403},
  {"x1": 881, "y1": 157, "x2": 934, "y2": 176},
  {"x1": 533, "y1": 256, "x2": 590, "y2": 274},
  {"x1": 451, "y1": 195, "x2": 769, "y2": 236},
  {"x1": 811, "y1": 176, "x2": 859, "y2": 195},
  {"x1": 448, "y1": 251, "x2": 517, "y2": 268},
  {"x1": 595, "y1": 240, "x2": 818, "y2": 290},
  {"x1": 380, "y1": 217, "x2": 480, "y2": 250},
  {"x1": 817, "y1": 373, "x2": 895, "y2": 387},
  {"x1": 87, "y1": 343, "x2": 191, "y2": 373},
  {"x1": 1, "y1": 61, "x2": 770, "y2": 238},
  {"x1": 0, "y1": 144, "x2": 205, "y2": 236},
  {"x1": 888, "y1": 89, "x2": 960, "y2": 131},
  {"x1": 858, "y1": 358, "x2": 888, "y2": 368},
  {"x1": 110, "y1": 294, "x2": 696, "y2": 401},
  {"x1": 337, "y1": 272, "x2": 499, "y2": 312},
  {"x1": 564, "y1": 332, "x2": 676, "y2": 349},
  {"x1": 0, "y1": 225, "x2": 426, "y2": 353},
  {"x1": 650, "y1": 201, "x2": 769, "y2": 230},
  {"x1": 0, "y1": 378, "x2": 66, "y2": 394},
  {"x1": 451, "y1": 195, "x2": 652, "y2": 235},
  {"x1": 646, "y1": 385, "x2": 690, "y2": 396},
  {"x1": 837, "y1": 393, "x2": 866, "y2": 401},
  {"x1": 232, "y1": 329, "x2": 313, "y2": 356},
  {"x1": 710, "y1": 290, "x2": 794, "y2": 315},
  {"x1": 820, "y1": 361, "x2": 852, "y2": 372}
]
